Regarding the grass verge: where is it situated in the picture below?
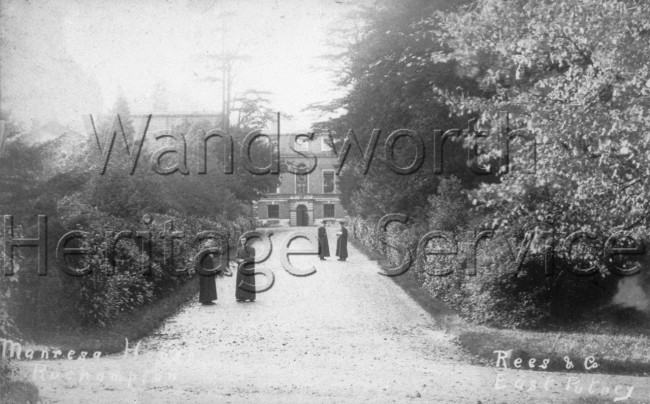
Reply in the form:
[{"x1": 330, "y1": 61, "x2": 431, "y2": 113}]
[
  {"x1": 349, "y1": 237, "x2": 650, "y2": 377},
  {"x1": 17, "y1": 277, "x2": 199, "y2": 355}
]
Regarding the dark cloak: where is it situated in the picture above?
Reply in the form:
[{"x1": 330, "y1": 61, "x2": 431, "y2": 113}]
[
  {"x1": 236, "y1": 245, "x2": 256, "y2": 301},
  {"x1": 318, "y1": 226, "x2": 330, "y2": 258},
  {"x1": 335, "y1": 226, "x2": 348, "y2": 259}
]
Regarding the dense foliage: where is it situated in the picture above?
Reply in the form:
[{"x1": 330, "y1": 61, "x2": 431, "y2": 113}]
[
  {"x1": 434, "y1": 0, "x2": 650, "y2": 253},
  {"x1": 332, "y1": 0, "x2": 650, "y2": 328},
  {"x1": 56, "y1": 196, "x2": 252, "y2": 326},
  {"x1": 314, "y1": 0, "x2": 487, "y2": 220},
  {"x1": 0, "y1": 96, "x2": 270, "y2": 335}
]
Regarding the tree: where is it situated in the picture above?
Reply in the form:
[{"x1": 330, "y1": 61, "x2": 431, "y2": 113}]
[
  {"x1": 155, "y1": 118, "x2": 280, "y2": 219},
  {"x1": 111, "y1": 93, "x2": 136, "y2": 139},
  {"x1": 0, "y1": 110, "x2": 32, "y2": 339},
  {"x1": 232, "y1": 90, "x2": 276, "y2": 130},
  {"x1": 84, "y1": 96, "x2": 166, "y2": 218},
  {"x1": 433, "y1": 0, "x2": 650, "y2": 264},
  {"x1": 399, "y1": 0, "x2": 650, "y2": 326},
  {"x1": 313, "y1": 0, "x2": 483, "y2": 220},
  {"x1": 0, "y1": 110, "x2": 40, "y2": 216}
]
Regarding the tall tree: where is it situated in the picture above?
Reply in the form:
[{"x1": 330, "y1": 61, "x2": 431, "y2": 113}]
[
  {"x1": 232, "y1": 90, "x2": 276, "y2": 130},
  {"x1": 433, "y1": 0, "x2": 650, "y2": 259},
  {"x1": 313, "y1": 0, "x2": 482, "y2": 219}
]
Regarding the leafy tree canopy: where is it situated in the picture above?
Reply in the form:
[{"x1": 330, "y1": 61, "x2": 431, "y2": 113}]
[{"x1": 432, "y1": 0, "x2": 650, "y2": 241}]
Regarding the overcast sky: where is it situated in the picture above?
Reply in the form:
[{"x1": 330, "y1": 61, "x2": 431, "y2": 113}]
[{"x1": 1, "y1": 0, "x2": 361, "y2": 132}]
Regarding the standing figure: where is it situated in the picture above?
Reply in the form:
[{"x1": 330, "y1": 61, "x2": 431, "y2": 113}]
[
  {"x1": 198, "y1": 241, "x2": 230, "y2": 305},
  {"x1": 236, "y1": 237, "x2": 256, "y2": 302},
  {"x1": 318, "y1": 223, "x2": 330, "y2": 260},
  {"x1": 335, "y1": 221, "x2": 348, "y2": 261},
  {"x1": 199, "y1": 254, "x2": 218, "y2": 305}
]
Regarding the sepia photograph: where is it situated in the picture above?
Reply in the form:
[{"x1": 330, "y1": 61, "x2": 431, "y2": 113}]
[{"x1": 1, "y1": 0, "x2": 649, "y2": 403}]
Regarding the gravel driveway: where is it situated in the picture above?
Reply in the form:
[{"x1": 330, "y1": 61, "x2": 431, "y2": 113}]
[{"x1": 16, "y1": 228, "x2": 650, "y2": 403}]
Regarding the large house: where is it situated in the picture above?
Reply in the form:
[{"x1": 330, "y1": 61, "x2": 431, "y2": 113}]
[{"x1": 254, "y1": 132, "x2": 345, "y2": 227}]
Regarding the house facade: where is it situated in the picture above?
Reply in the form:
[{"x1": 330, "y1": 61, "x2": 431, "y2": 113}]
[{"x1": 254, "y1": 133, "x2": 345, "y2": 226}]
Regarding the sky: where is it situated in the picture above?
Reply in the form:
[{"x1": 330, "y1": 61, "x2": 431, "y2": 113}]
[{"x1": 0, "y1": 0, "x2": 362, "y2": 133}]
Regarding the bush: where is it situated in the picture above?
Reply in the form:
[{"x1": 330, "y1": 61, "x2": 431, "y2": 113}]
[
  {"x1": 56, "y1": 196, "x2": 254, "y2": 327},
  {"x1": 74, "y1": 231, "x2": 157, "y2": 326},
  {"x1": 347, "y1": 176, "x2": 624, "y2": 329},
  {"x1": 0, "y1": 107, "x2": 262, "y2": 336}
]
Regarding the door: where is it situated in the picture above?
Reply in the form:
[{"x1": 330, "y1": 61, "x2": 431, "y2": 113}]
[{"x1": 296, "y1": 204, "x2": 308, "y2": 226}]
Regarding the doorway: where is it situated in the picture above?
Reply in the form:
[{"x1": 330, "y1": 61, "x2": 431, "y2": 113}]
[{"x1": 296, "y1": 204, "x2": 308, "y2": 226}]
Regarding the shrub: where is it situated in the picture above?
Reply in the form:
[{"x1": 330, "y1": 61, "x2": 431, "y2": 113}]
[
  {"x1": 347, "y1": 176, "x2": 622, "y2": 329},
  {"x1": 55, "y1": 196, "x2": 253, "y2": 327}
]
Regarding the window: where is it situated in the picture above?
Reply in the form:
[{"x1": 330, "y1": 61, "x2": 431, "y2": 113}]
[
  {"x1": 268, "y1": 204, "x2": 279, "y2": 218},
  {"x1": 323, "y1": 170, "x2": 335, "y2": 193},
  {"x1": 320, "y1": 136, "x2": 333, "y2": 152},
  {"x1": 296, "y1": 173, "x2": 308, "y2": 194},
  {"x1": 324, "y1": 204, "x2": 335, "y2": 218}
]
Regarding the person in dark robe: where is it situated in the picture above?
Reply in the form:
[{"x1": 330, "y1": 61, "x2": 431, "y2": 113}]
[
  {"x1": 335, "y1": 221, "x2": 348, "y2": 261},
  {"x1": 199, "y1": 253, "x2": 218, "y2": 305},
  {"x1": 236, "y1": 237, "x2": 256, "y2": 302},
  {"x1": 317, "y1": 224, "x2": 330, "y2": 260},
  {"x1": 199, "y1": 241, "x2": 230, "y2": 305}
]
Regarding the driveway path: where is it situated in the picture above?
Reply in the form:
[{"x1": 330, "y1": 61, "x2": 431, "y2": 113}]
[{"x1": 16, "y1": 227, "x2": 650, "y2": 403}]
